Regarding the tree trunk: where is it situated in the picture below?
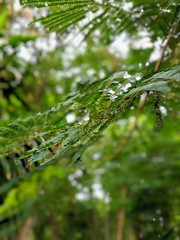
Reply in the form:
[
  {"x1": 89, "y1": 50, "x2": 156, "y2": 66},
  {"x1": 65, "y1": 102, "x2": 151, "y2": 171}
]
[
  {"x1": 17, "y1": 217, "x2": 34, "y2": 240},
  {"x1": 115, "y1": 186, "x2": 127, "y2": 240},
  {"x1": 51, "y1": 212, "x2": 59, "y2": 240},
  {"x1": 91, "y1": 211, "x2": 99, "y2": 240},
  {"x1": 104, "y1": 210, "x2": 110, "y2": 240}
]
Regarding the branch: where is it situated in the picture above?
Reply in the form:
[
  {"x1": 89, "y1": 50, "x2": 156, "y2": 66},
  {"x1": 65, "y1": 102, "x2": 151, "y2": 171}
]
[
  {"x1": 110, "y1": 18, "x2": 179, "y2": 161},
  {"x1": 154, "y1": 18, "x2": 179, "y2": 72}
]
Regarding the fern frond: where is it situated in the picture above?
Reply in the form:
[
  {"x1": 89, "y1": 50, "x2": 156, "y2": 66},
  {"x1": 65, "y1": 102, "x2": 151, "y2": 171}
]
[
  {"x1": 0, "y1": 66, "x2": 179, "y2": 233},
  {"x1": 20, "y1": 0, "x2": 178, "y2": 40},
  {"x1": 0, "y1": 67, "x2": 179, "y2": 163},
  {"x1": 20, "y1": 0, "x2": 96, "y2": 8}
]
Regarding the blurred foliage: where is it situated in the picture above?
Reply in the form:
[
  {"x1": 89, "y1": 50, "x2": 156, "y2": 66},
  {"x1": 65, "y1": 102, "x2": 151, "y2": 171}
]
[{"x1": 0, "y1": 0, "x2": 180, "y2": 240}]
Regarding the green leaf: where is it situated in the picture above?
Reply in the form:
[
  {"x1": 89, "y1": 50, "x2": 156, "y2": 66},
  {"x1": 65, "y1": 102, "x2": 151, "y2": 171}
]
[
  {"x1": 0, "y1": 9, "x2": 8, "y2": 29},
  {"x1": 130, "y1": 81, "x2": 170, "y2": 93},
  {"x1": 8, "y1": 34, "x2": 37, "y2": 47},
  {"x1": 0, "y1": 67, "x2": 179, "y2": 164}
]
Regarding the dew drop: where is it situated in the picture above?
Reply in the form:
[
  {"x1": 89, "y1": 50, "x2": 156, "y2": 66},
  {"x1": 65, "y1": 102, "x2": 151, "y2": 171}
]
[{"x1": 66, "y1": 113, "x2": 76, "y2": 123}]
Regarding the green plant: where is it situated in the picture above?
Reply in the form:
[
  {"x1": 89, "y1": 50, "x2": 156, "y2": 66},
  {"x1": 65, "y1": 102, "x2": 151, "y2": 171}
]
[{"x1": 0, "y1": 0, "x2": 179, "y2": 239}]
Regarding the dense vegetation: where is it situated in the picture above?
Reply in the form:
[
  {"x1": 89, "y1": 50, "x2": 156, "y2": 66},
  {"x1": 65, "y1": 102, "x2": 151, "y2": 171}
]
[{"x1": 0, "y1": 0, "x2": 179, "y2": 239}]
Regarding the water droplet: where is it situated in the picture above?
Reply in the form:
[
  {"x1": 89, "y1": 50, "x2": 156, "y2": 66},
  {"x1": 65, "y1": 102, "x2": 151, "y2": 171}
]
[
  {"x1": 121, "y1": 83, "x2": 131, "y2": 92},
  {"x1": 66, "y1": 113, "x2": 76, "y2": 124},
  {"x1": 135, "y1": 76, "x2": 141, "y2": 80},
  {"x1": 123, "y1": 72, "x2": 131, "y2": 79}
]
